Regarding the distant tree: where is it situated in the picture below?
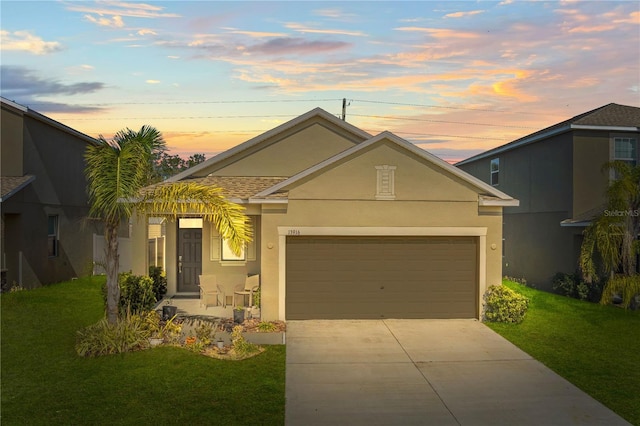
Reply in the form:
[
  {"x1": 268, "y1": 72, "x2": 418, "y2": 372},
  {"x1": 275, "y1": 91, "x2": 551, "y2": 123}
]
[
  {"x1": 86, "y1": 126, "x2": 249, "y2": 324},
  {"x1": 151, "y1": 152, "x2": 207, "y2": 182}
]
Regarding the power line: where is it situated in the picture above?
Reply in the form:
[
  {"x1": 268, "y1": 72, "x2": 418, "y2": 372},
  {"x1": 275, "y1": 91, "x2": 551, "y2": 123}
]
[
  {"x1": 363, "y1": 129, "x2": 509, "y2": 141},
  {"x1": 28, "y1": 98, "x2": 342, "y2": 107},
  {"x1": 349, "y1": 113, "x2": 537, "y2": 129},
  {"x1": 350, "y1": 99, "x2": 557, "y2": 116}
]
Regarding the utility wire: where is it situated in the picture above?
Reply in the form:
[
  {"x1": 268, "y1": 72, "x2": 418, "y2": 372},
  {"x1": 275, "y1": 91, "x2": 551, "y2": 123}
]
[
  {"x1": 351, "y1": 99, "x2": 557, "y2": 116},
  {"x1": 349, "y1": 113, "x2": 536, "y2": 129}
]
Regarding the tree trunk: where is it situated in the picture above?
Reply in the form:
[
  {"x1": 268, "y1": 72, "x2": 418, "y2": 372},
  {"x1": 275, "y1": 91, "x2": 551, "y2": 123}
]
[
  {"x1": 622, "y1": 215, "x2": 639, "y2": 276},
  {"x1": 105, "y1": 222, "x2": 120, "y2": 324}
]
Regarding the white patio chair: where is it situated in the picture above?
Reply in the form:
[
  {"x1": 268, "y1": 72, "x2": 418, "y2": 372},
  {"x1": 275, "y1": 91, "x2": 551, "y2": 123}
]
[
  {"x1": 234, "y1": 274, "x2": 260, "y2": 307},
  {"x1": 198, "y1": 274, "x2": 225, "y2": 308}
]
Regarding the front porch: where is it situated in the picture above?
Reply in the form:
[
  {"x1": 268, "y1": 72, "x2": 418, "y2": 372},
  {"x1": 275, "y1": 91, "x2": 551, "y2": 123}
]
[{"x1": 153, "y1": 295, "x2": 259, "y2": 321}]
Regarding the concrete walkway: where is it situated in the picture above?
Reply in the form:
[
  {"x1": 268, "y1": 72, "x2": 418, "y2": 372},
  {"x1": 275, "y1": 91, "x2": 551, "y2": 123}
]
[{"x1": 285, "y1": 319, "x2": 630, "y2": 426}]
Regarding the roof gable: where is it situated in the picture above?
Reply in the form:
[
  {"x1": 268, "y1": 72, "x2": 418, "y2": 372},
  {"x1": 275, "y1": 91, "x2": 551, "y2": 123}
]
[
  {"x1": 254, "y1": 131, "x2": 517, "y2": 205},
  {"x1": 167, "y1": 108, "x2": 371, "y2": 182}
]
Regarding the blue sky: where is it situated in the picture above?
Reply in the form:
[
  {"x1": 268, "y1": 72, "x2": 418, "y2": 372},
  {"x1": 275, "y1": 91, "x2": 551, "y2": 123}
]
[{"x1": 2, "y1": 1, "x2": 639, "y2": 162}]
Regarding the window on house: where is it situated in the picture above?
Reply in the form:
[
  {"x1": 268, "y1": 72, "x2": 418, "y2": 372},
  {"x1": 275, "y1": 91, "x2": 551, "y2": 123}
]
[
  {"x1": 490, "y1": 158, "x2": 500, "y2": 186},
  {"x1": 614, "y1": 137, "x2": 637, "y2": 167},
  {"x1": 47, "y1": 215, "x2": 59, "y2": 257},
  {"x1": 221, "y1": 239, "x2": 246, "y2": 261}
]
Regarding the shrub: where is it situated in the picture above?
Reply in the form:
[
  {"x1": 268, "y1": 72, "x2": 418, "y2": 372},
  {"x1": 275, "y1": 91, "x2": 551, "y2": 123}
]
[
  {"x1": 552, "y1": 272, "x2": 603, "y2": 302},
  {"x1": 257, "y1": 321, "x2": 277, "y2": 332},
  {"x1": 194, "y1": 320, "x2": 215, "y2": 346},
  {"x1": 483, "y1": 285, "x2": 530, "y2": 324},
  {"x1": 103, "y1": 273, "x2": 156, "y2": 315},
  {"x1": 148, "y1": 266, "x2": 168, "y2": 302},
  {"x1": 552, "y1": 272, "x2": 589, "y2": 300},
  {"x1": 76, "y1": 315, "x2": 150, "y2": 357},
  {"x1": 601, "y1": 275, "x2": 640, "y2": 309},
  {"x1": 231, "y1": 325, "x2": 260, "y2": 356}
]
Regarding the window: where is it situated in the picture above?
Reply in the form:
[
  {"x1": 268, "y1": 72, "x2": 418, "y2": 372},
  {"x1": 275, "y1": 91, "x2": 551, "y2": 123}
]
[
  {"x1": 221, "y1": 239, "x2": 246, "y2": 261},
  {"x1": 47, "y1": 215, "x2": 59, "y2": 257},
  {"x1": 614, "y1": 137, "x2": 637, "y2": 167},
  {"x1": 490, "y1": 158, "x2": 499, "y2": 186}
]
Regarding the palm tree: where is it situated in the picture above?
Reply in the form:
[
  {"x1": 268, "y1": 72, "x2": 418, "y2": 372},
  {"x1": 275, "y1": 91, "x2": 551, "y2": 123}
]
[
  {"x1": 580, "y1": 161, "x2": 640, "y2": 306},
  {"x1": 86, "y1": 126, "x2": 251, "y2": 324}
]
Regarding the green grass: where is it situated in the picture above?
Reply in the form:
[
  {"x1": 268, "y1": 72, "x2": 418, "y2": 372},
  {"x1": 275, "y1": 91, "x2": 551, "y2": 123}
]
[
  {"x1": 0, "y1": 276, "x2": 285, "y2": 425},
  {"x1": 487, "y1": 280, "x2": 640, "y2": 425}
]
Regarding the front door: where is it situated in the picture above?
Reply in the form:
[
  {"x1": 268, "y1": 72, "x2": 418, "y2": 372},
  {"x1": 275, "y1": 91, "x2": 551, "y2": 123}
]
[{"x1": 177, "y1": 218, "x2": 202, "y2": 293}]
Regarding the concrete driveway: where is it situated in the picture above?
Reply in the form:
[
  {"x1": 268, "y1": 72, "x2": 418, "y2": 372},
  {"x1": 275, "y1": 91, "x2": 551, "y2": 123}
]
[{"x1": 285, "y1": 319, "x2": 629, "y2": 426}]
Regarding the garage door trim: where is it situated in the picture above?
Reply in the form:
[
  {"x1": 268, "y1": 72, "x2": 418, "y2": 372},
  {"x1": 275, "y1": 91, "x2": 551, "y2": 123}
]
[{"x1": 277, "y1": 227, "x2": 487, "y2": 320}]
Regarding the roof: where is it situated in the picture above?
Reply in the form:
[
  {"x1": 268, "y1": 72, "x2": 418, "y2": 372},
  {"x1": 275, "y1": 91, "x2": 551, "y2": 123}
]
[
  {"x1": 143, "y1": 176, "x2": 289, "y2": 202},
  {"x1": 560, "y1": 205, "x2": 606, "y2": 227},
  {"x1": 1, "y1": 97, "x2": 98, "y2": 146},
  {"x1": 0, "y1": 175, "x2": 36, "y2": 202},
  {"x1": 166, "y1": 107, "x2": 372, "y2": 182},
  {"x1": 254, "y1": 131, "x2": 518, "y2": 206},
  {"x1": 457, "y1": 103, "x2": 640, "y2": 166}
]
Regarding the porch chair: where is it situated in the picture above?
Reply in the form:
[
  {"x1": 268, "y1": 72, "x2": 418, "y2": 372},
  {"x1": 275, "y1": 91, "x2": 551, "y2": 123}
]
[
  {"x1": 198, "y1": 274, "x2": 225, "y2": 308},
  {"x1": 233, "y1": 274, "x2": 260, "y2": 307}
]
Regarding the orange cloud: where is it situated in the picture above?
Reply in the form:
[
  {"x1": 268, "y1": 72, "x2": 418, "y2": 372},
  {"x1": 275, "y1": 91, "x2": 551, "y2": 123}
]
[
  {"x1": 285, "y1": 23, "x2": 366, "y2": 37},
  {"x1": 445, "y1": 10, "x2": 485, "y2": 19},
  {"x1": 394, "y1": 27, "x2": 479, "y2": 39},
  {"x1": 568, "y1": 24, "x2": 616, "y2": 33}
]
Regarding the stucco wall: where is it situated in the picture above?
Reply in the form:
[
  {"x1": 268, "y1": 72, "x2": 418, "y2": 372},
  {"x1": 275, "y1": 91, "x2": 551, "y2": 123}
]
[
  {"x1": 256, "y1": 140, "x2": 503, "y2": 320},
  {"x1": 199, "y1": 121, "x2": 362, "y2": 177},
  {"x1": 1, "y1": 106, "x2": 95, "y2": 287}
]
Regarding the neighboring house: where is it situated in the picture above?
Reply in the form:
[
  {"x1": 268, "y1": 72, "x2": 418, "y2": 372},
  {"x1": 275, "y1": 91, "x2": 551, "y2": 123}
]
[
  {"x1": 130, "y1": 108, "x2": 518, "y2": 321},
  {"x1": 1, "y1": 97, "x2": 98, "y2": 289},
  {"x1": 457, "y1": 103, "x2": 640, "y2": 290}
]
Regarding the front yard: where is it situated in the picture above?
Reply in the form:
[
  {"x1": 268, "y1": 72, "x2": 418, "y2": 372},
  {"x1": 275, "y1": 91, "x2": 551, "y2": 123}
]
[
  {"x1": 488, "y1": 279, "x2": 640, "y2": 425},
  {"x1": 2, "y1": 276, "x2": 638, "y2": 425},
  {"x1": 0, "y1": 276, "x2": 285, "y2": 425}
]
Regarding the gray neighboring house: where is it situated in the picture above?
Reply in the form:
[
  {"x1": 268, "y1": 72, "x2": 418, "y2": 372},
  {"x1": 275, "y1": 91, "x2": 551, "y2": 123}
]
[
  {"x1": 457, "y1": 103, "x2": 640, "y2": 290},
  {"x1": 1, "y1": 97, "x2": 98, "y2": 289}
]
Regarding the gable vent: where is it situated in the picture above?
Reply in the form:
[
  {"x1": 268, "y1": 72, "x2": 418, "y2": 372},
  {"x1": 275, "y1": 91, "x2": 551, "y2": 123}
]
[{"x1": 375, "y1": 165, "x2": 396, "y2": 200}]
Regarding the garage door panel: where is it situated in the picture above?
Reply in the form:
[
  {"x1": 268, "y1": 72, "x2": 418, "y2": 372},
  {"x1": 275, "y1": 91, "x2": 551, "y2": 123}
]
[{"x1": 286, "y1": 236, "x2": 478, "y2": 320}]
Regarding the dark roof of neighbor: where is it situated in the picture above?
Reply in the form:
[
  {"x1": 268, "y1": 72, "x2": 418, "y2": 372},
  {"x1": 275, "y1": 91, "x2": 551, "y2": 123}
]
[
  {"x1": 457, "y1": 103, "x2": 640, "y2": 165},
  {"x1": 0, "y1": 175, "x2": 35, "y2": 202}
]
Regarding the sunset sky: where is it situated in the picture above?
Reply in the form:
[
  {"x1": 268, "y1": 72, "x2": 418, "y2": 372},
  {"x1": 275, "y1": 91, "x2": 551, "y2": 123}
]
[{"x1": 2, "y1": 1, "x2": 639, "y2": 163}]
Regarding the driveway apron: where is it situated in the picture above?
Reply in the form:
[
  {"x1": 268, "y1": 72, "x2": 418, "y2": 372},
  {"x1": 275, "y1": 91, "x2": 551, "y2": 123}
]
[{"x1": 285, "y1": 319, "x2": 630, "y2": 426}]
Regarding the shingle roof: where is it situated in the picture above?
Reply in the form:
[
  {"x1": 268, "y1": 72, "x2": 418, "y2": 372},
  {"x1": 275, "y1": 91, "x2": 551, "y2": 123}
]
[
  {"x1": 143, "y1": 176, "x2": 289, "y2": 201},
  {"x1": 0, "y1": 175, "x2": 35, "y2": 202},
  {"x1": 573, "y1": 103, "x2": 640, "y2": 127},
  {"x1": 457, "y1": 103, "x2": 640, "y2": 165}
]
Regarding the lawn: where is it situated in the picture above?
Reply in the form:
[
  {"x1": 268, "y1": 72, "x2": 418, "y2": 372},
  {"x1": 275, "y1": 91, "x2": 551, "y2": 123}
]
[
  {"x1": 0, "y1": 276, "x2": 285, "y2": 425},
  {"x1": 487, "y1": 280, "x2": 640, "y2": 426}
]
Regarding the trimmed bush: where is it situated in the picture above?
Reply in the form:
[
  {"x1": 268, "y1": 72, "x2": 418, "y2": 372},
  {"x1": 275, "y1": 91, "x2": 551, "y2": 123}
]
[
  {"x1": 483, "y1": 285, "x2": 530, "y2": 324},
  {"x1": 148, "y1": 266, "x2": 168, "y2": 302},
  {"x1": 102, "y1": 272, "x2": 156, "y2": 315}
]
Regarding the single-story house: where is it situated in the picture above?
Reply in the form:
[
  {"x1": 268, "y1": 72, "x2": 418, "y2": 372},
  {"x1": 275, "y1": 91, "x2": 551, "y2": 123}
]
[{"x1": 129, "y1": 108, "x2": 518, "y2": 321}]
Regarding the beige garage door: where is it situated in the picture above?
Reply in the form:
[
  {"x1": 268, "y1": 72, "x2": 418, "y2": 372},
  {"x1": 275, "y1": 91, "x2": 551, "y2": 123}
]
[{"x1": 286, "y1": 236, "x2": 478, "y2": 320}]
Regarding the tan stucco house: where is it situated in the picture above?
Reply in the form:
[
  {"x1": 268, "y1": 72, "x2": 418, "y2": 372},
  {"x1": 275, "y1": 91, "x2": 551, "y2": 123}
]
[{"x1": 130, "y1": 108, "x2": 518, "y2": 321}]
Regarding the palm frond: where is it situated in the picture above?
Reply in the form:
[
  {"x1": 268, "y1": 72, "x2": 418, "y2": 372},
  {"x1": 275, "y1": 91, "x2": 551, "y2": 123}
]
[
  {"x1": 85, "y1": 139, "x2": 147, "y2": 224},
  {"x1": 137, "y1": 182, "x2": 252, "y2": 255}
]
